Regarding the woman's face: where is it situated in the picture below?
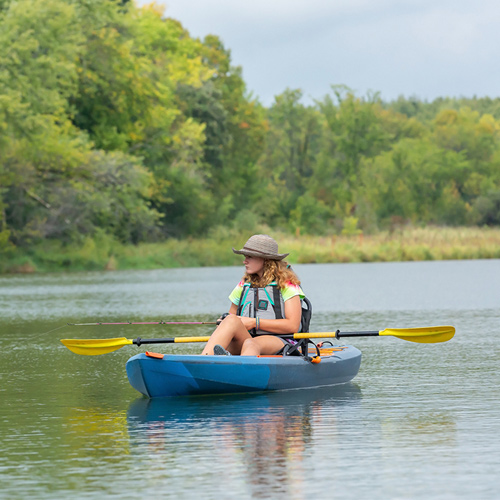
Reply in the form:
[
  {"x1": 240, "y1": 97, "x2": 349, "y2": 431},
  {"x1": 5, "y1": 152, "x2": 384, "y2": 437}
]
[{"x1": 243, "y1": 255, "x2": 265, "y2": 276}]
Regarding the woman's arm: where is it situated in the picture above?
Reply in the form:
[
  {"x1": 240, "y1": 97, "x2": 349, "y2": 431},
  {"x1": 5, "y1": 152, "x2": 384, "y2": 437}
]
[{"x1": 238, "y1": 295, "x2": 302, "y2": 334}]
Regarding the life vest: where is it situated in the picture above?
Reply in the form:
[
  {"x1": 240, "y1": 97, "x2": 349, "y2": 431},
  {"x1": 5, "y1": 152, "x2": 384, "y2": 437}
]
[{"x1": 237, "y1": 282, "x2": 312, "y2": 336}]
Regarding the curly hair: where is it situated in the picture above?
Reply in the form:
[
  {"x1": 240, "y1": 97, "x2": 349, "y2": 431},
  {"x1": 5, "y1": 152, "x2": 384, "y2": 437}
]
[{"x1": 243, "y1": 260, "x2": 301, "y2": 289}]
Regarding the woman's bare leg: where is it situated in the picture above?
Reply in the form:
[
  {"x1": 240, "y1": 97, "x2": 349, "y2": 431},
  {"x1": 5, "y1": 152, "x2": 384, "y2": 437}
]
[
  {"x1": 201, "y1": 315, "x2": 252, "y2": 355},
  {"x1": 240, "y1": 336, "x2": 284, "y2": 356}
]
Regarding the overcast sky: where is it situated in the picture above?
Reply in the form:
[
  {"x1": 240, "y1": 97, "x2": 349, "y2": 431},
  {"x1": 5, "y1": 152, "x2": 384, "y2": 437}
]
[{"x1": 136, "y1": 0, "x2": 500, "y2": 105}]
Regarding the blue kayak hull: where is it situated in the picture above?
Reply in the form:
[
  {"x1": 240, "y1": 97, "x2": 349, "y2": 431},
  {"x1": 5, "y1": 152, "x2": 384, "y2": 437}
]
[{"x1": 126, "y1": 346, "x2": 362, "y2": 398}]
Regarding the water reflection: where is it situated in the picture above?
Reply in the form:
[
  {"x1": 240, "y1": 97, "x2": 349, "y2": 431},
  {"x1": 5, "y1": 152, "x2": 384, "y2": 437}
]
[
  {"x1": 380, "y1": 412, "x2": 457, "y2": 448},
  {"x1": 127, "y1": 384, "x2": 361, "y2": 498},
  {"x1": 63, "y1": 407, "x2": 130, "y2": 460}
]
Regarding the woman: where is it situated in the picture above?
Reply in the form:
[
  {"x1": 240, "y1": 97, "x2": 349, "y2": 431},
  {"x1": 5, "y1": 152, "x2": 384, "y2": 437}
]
[{"x1": 201, "y1": 234, "x2": 304, "y2": 356}]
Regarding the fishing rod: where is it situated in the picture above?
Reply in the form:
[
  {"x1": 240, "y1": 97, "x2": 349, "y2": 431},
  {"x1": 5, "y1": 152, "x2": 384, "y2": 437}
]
[{"x1": 67, "y1": 321, "x2": 218, "y2": 326}]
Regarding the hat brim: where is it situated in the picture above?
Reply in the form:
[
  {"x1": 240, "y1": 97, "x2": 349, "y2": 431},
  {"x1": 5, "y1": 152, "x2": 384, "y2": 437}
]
[{"x1": 232, "y1": 248, "x2": 289, "y2": 261}]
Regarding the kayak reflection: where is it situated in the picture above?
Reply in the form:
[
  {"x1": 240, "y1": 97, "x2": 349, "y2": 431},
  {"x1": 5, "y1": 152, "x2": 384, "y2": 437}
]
[{"x1": 127, "y1": 384, "x2": 362, "y2": 497}]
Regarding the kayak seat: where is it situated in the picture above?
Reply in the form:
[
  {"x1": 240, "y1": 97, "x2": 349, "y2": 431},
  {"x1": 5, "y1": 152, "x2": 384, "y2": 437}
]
[{"x1": 283, "y1": 338, "x2": 320, "y2": 362}]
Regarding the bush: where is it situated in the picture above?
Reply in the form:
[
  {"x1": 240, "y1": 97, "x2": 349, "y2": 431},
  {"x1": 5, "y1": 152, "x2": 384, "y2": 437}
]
[
  {"x1": 289, "y1": 194, "x2": 330, "y2": 235},
  {"x1": 473, "y1": 190, "x2": 500, "y2": 226}
]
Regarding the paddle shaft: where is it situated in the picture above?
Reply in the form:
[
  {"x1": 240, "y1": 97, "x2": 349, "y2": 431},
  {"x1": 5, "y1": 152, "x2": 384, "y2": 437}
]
[
  {"x1": 132, "y1": 331, "x2": 380, "y2": 345},
  {"x1": 133, "y1": 336, "x2": 210, "y2": 346},
  {"x1": 133, "y1": 330, "x2": 420, "y2": 344},
  {"x1": 281, "y1": 330, "x2": 379, "y2": 339}
]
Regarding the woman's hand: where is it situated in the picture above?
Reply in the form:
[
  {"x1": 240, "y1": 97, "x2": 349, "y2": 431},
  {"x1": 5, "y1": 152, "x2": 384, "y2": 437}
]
[
  {"x1": 216, "y1": 304, "x2": 239, "y2": 325},
  {"x1": 216, "y1": 313, "x2": 229, "y2": 325},
  {"x1": 239, "y1": 316, "x2": 257, "y2": 331}
]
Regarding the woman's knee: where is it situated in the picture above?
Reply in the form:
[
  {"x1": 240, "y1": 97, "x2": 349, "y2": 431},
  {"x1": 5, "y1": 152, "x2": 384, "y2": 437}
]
[
  {"x1": 242, "y1": 337, "x2": 256, "y2": 348},
  {"x1": 241, "y1": 338, "x2": 259, "y2": 354},
  {"x1": 220, "y1": 314, "x2": 242, "y2": 328},
  {"x1": 220, "y1": 314, "x2": 249, "y2": 337}
]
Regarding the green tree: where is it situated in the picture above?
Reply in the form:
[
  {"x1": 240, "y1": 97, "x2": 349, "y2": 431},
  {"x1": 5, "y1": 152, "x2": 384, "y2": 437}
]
[
  {"x1": 472, "y1": 190, "x2": 500, "y2": 225},
  {"x1": 258, "y1": 89, "x2": 324, "y2": 230},
  {"x1": 198, "y1": 35, "x2": 267, "y2": 225},
  {"x1": 128, "y1": 6, "x2": 214, "y2": 235},
  {"x1": 308, "y1": 87, "x2": 394, "y2": 230},
  {"x1": 360, "y1": 138, "x2": 471, "y2": 226},
  {"x1": 0, "y1": 0, "x2": 160, "y2": 248},
  {"x1": 0, "y1": 0, "x2": 85, "y2": 246}
]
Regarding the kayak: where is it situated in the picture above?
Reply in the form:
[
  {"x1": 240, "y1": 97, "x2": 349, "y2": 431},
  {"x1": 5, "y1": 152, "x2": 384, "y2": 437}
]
[{"x1": 125, "y1": 345, "x2": 362, "y2": 398}]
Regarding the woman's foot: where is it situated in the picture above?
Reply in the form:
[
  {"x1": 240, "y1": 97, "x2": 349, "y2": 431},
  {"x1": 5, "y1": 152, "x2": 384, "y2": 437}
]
[{"x1": 213, "y1": 344, "x2": 231, "y2": 356}]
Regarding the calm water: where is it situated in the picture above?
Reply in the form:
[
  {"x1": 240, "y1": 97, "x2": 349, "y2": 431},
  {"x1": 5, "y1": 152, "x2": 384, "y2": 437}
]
[{"x1": 0, "y1": 260, "x2": 499, "y2": 499}]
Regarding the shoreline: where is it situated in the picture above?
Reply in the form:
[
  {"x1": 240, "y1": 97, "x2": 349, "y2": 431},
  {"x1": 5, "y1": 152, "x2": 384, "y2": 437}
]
[{"x1": 3, "y1": 226, "x2": 500, "y2": 274}]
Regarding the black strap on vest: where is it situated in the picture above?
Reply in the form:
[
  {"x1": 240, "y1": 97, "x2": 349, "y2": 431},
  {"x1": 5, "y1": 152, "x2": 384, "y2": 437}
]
[{"x1": 272, "y1": 286, "x2": 283, "y2": 319}]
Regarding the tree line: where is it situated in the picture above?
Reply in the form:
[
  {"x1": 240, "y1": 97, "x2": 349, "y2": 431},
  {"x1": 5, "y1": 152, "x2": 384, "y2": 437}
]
[{"x1": 1, "y1": 0, "x2": 500, "y2": 257}]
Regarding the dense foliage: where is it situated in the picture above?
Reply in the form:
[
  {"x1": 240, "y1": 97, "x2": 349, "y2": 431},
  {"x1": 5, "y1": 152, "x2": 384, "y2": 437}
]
[{"x1": 1, "y1": 0, "x2": 500, "y2": 259}]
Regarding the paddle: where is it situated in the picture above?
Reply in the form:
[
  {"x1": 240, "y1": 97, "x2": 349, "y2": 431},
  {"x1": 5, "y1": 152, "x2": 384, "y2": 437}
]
[{"x1": 60, "y1": 325, "x2": 455, "y2": 355}]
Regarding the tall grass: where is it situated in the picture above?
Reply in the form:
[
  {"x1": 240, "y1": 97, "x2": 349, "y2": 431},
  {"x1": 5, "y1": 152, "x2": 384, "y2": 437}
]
[
  {"x1": 3, "y1": 226, "x2": 500, "y2": 273},
  {"x1": 284, "y1": 226, "x2": 500, "y2": 263}
]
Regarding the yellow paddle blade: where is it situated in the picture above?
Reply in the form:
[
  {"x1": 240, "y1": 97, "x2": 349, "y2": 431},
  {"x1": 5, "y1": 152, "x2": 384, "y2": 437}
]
[
  {"x1": 60, "y1": 337, "x2": 133, "y2": 355},
  {"x1": 379, "y1": 325, "x2": 455, "y2": 343}
]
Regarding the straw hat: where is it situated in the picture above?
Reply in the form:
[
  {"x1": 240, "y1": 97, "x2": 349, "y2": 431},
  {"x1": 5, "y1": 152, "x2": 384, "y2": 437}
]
[{"x1": 232, "y1": 234, "x2": 289, "y2": 261}]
